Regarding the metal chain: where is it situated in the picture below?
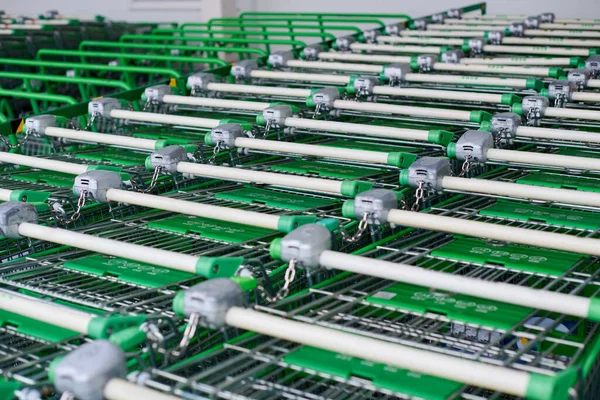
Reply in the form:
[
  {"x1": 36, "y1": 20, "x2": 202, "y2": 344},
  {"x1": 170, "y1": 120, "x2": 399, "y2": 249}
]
[
  {"x1": 313, "y1": 102, "x2": 322, "y2": 119},
  {"x1": 130, "y1": 167, "x2": 162, "y2": 193},
  {"x1": 258, "y1": 259, "x2": 297, "y2": 302},
  {"x1": 264, "y1": 119, "x2": 272, "y2": 135},
  {"x1": 142, "y1": 99, "x2": 151, "y2": 112},
  {"x1": 85, "y1": 114, "x2": 97, "y2": 131},
  {"x1": 209, "y1": 142, "x2": 223, "y2": 164},
  {"x1": 170, "y1": 312, "x2": 200, "y2": 358},
  {"x1": 53, "y1": 190, "x2": 87, "y2": 224},
  {"x1": 59, "y1": 392, "x2": 75, "y2": 400},
  {"x1": 412, "y1": 181, "x2": 425, "y2": 212},
  {"x1": 458, "y1": 155, "x2": 471, "y2": 178},
  {"x1": 553, "y1": 93, "x2": 566, "y2": 108},
  {"x1": 0, "y1": 129, "x2": 30, "y2": 149},
  {"x1": 525, "y1": 107, "x2": 541, "y2": 127},
  {"x1": 140, "y1": 322, "x2": 167, "y2": 355},
  {"x1": 340, "y1": 212, "x2": 369, "y2": 243}
]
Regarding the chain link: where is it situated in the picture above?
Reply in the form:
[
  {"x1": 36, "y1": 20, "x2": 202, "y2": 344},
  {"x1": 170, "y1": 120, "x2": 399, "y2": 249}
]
[
  {"x1": 340, "y1": 212, "x2": 369, "y2": 243},
  {"x1": 264, "y1": 119, "x2": 272, "y2": 136},
  {"x1": 209, "y1": 142, "x2": 223, "y2": 164},
  {"x1": 412, "y1": 181, "x2": 425, "y2": 212},
  {"x1": 257, "y1": 259, "x2": 297, "y2": 302},
  {"x1": 170, "y1": 312, "x2": 200, "y2": 358},
  {"x1": 553, "y1": 93, "x2": 567, "y2": 108},
  {"x1": 130, "y1": 167, "x2": 162, "y2": 193},
  {"x1": 52, "y1": 190, "x2": 87, "y2": 224},
  {"x1": 85, "y1": 114, "x2": 97, "y2": 131},
  {"x1": 0, "y1": 129, "x2": 31, "y2": 150},
  {"x1": 313, "y1": 102, "x2": 322, "y2": 119},
  {"x1": 525, "y1": 107, "x2": 541, "y2": 127},
  {"x1": 140, "y1": 321, "x2": 168, "y2": 354},
  {"x1": 458, "y1": 155, "x2": 471, "y2": 178}
]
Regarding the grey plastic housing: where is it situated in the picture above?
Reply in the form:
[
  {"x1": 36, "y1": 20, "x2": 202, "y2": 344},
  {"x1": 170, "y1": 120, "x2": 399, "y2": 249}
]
[
  {"x1": 182, "y1": 279, "x2": 244, "y2": 329},
  {"x1": 88, "y1": 98, "x2": 121, "y2": 119},
  {"x1": 336, "y1": 36, "x2": 356, "y2": 51},
  {"x1": 548, "y1": 80, "x2": 575, "y2": 102},
  {"x1": 187, "y1": 72, "x2": 217, "y2": 92},
  {"x1": 280, "y1": 223, "x2": 332, "y2": 270},
  {"x1": 382, "y1": 63, "x2": 412, "y2": 83},
  {"x1": 268, "y1": 51, "x2": 293, "y2": 68},
  {"x1": 522, "y1": 96, "x2": 549, "y2": 117},
  {"x1": 385, "y1": 23, "x2": 403, "y2": 36},
  {"x1": 362, "y1": 29, "x2": 380, "y2": 43},
  {"x1": 540, "y1": 12, "x2": 555, "y2": 23},
  {"x1": 567, "y1": 69, "x2": 591, "y2": 88},
  {"x1": 490, "y1": 112, "x2": 521, "y2": 142},
  {"x1": 467, "y1": 38, "x2": 485, "y2": 54},
  {"x1": 53, "y1": 341, "x2": 126, "y2": 400},
  {"x1": 0, "y1": 202, "x2": 38, "y2": 239},
  {"x1": 431, "y1": 13, "x2": 445, "y2": 23},
  {"x1": 509, "y1": 23, "x2": 525, "y2": 37},
  {"x1": 413, "y1": 19, "x2": 428, "y2": 30},
  {"x1": 303, "y1": 44, "x2": 324, "y2": 61},
  {"x1": 524, "y1": 16, "x2": 541, "y2": 29},
  {"x1": 353, "y1": 189, "x2": 398, "y2": 225},
  {"x1": 406, "y1": 157, "x2": 452, "y2": 192},
  {"x1": 262, "y1": 105, "x2": 294, "y2": 128},
  {"x1": 150, "y1": 145, "x2": 188, "y2": 174},
  {"x1": 25, "y1": 114, "x2": 57, "y2": 135},
  {"x1": 352, "y1": 76, "x2": 378, "y2": 96},
  {"x1": 447, "y1": 8, "x2": 462, "y2": 19},
  {"x1": 210, "y1": 123, "x2": 245, "y2": 148},
  {"x1": 585, "y1": 55, "x2": 600, "y2": 77},
  {"x1": 416, "y1": 54, "x2": 438, "y2": 71},
  {"x1": 441, "y1": 49, "x2": 464, "y2": 64},
  {"x1": 311, "y1": 87, "x2": 341, "y2": 110},
  {"x1": 455, "y1": 130, "x2": 493, "y2": 162},
  {"x1": 74, "y1": 171, "x2": 123, "y2": 203},
  {"x1": 231, "y1": 60, "x2": 258, "y2": 80},
  {"x1": 144, "y1": 85, "x2": 172, "y2": 103},
  {"x1": 487, "y1": 30, "x2": 505, "y2": 45}
]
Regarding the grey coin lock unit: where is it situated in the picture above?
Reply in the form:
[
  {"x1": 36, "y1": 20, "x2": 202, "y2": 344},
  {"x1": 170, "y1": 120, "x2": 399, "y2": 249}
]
[
  {"x1": 567, "y1": 69, "x2": 591, "y2": 89},
  {"x1": 385, "y1": 22, "x2": 403, "y2": 36},
  {"x1": 540, "y1": 12, "x2": 555, "y2": 23},
  {"x1": 187, "y1": 72, "x2": 217, "y2": 94},
  {"x1": 149, "y1": 145, "x2": 188, "y2": 174},
  {"x1": 441, "y1": 49, "x2": 465, "y2": 64},
  {"x1": 523, "y1": 16, "x2": 541, "y2": 29},
  {"x1": 175, "y1": 278, "x2": 244, "y2": 329},
  {"x1": 231, "y1": 60, "x2": 258, "y2": 81},
  {"x1": 278, "y1": 223, "x2": 332, "y2": 270},
  {"x1": 310, "y1": 87, "x2": 341, "y2": 112},
  {"x1": 452, "y1": 130, "x2": 493, "y2": 163},
  {"x1": 88, "y1": 98, "x2": 121, "y2": 119},
  {"x1": 335, "y1": 36, "x2": 356, "y2": 52},
  {"x1": 262, "y1": 105, "x2": 294, "y2": 129},
  {"x1": 52, "y1": 340, "x2": 126, "y2": 400},
  {"x1": 209, "y1": 123, "x2": 246, "y2": 148},
  {"x1": 585, "y1": 55, "x2": 600, "y2": 78},
  {"x1": 509, "y1": 23, "x2": 525, "y2": 37},
  {"x1": 401, "y1": 157, "x2": 452, "y2": 193},
  {"x1": 490, "y1": 112, "x2": 521, "y2": 143},
  {"x1": 467, "y1": 38, "x2": 486, "y2": 55},
  {"x1": 416, "y1": 54, "x2": 438, "y2": 72},
  {"x1": 487, "y1": 31, "x2": 505, "y2": 45},
  {"x1": 548, "y1": 81, "x2": 576, "y2": 106},
  {"x1": 302, "y1": 44, "x2": 324, "y2": 61},
  {"x1": 413, "y1": 18, "x2": 428, "y2": 30},
  {"x1": 362, "y1": 29, "x2": 380, "y2": 43},
  {"x1": 73, "y1": 170, "x2": 123, "y2": 203},
  {"x1": 268, "y1": 51, "x2": 293, "y2": 69},
  {"x1": 144, "y1": 85, "x2": 172, "y2": 104},
  {"x1": 382, "y1": 63, "x2": 412, "y2": 85},
  {"x1": 25, "y1": 114, "x2": 57, "y2": 135},
  {"x1": 351, "y1": 76, "x2": 378, "y2": 97},
  {"x1": 431, "y1": 13, "x2": 445, "y2": 24},
  {"x1": 447, "y1": 8, "x2": 462, "y2": 19},
  {"x1": 522, "y1": 96, "x2": 549, "y2": 125},
  {"x1": 351, "y1": 189, "x2": 398, "y2": 225},
  {"x1": 0, "y1": 202, "x2": 38, "y2": 239}
]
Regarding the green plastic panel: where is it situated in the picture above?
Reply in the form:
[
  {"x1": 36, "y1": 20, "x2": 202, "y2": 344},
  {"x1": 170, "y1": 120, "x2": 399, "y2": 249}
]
[
  {"x1": 367, "y1": 282, "x2": 532, "y2": 330},
  {"x1": 480, "y1": 200, "x2": 600, "y2": 231},
  {"x1": 517, "y1": 172, "x2": 600, "y2": 193},
  {"x1": 285, "y1": 346, "x2": 461, "y2": 400},
  {"x1": 132, "y1": 131, "x2": 202, "y2": 144},
  {"x1": 270, "y1": 160, "x2": 382, "y2": 179},
  {"x1": 0, "y1": 308, "x2": 77, "y2": 342},
  {"x1": 318, "y1": 139, "x2": 424, "y2": 153},
  {"x1": 147, "y1": 215, "x2": 277, "y2": 243},
  {"x1": 74, "y1": 148, "x2": 148, "y2": 166},
  {"x1": 557, "y1": 148, "x2": 600, "y2": 159},
  {"x1": 431, "y1": 237, "x2": 583, "y2": 276},
  {"x1": 11, "y1": 171, "x2": 74, "y2": 187},
  {"x1": 63, "y1": 255, "x2": 195, "y2": 287},
  {"x1": 214, "y1": 186, "x2": 338, "y2": 211}
]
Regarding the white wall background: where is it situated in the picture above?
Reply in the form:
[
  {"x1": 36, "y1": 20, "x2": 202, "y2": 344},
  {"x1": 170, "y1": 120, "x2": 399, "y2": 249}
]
[{"x1": 2, "y1": 0, "x2": 600, "y2": 22}]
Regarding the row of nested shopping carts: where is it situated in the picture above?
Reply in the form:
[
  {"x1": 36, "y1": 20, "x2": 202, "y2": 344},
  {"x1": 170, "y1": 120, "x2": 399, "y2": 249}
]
[{"x1": 4, "y1": 2, "x2": 600, "y2": 399}]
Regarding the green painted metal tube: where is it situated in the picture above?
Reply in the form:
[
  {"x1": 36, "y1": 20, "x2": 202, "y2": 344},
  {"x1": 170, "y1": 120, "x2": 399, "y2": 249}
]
[
  {"x1": 119, "y1": 34, "x2": 307, "y2": 48},
  {"x1": 142, "y1": 28, "x2": 336, "y2": 40},
  {"x1": 36, "y1": 49, "x2": 228, "y2": 67},
  {"x1": 0, "y1": 89, "x2": 78, "y2": 105},
  {"x1": 78, "y1": 41, "x2": 268, "y2": 57},
  {"x1": 0, "y1": 71, "x2": 132, "y2": 91}
]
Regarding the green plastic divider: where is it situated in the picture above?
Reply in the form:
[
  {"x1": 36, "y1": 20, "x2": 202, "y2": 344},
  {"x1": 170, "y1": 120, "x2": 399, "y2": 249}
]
[
  {"x1": 73, "y1": 148, "x2": 149, "y2": 166},
  {"x1": 284, "y1": 346, "x2": 461, "y2": 400},
  {"x1": 214, "y1": 186, "x2": 338, "y2": 211},
  {"x1": 63, "y1": 255, "x2": 196, "y2": 288},
  {"x1": 480, "y1": 200, "x2": 600, "y2": 231},
  {"x1": 431, "y1": 237, "x2": 583, "y2": 276},
  {"x1": 0, "y1": 308, "x2": 78, "y2": 342},
  {"x1": 270, "y1": 160, "x2": 383, "y2": 179},
  {"x1": 147, "y1": 215, "x2": 279, "y2": 243},
  {"x1": 517, "y1": 172, "x2": 600, "y2": 193}
]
